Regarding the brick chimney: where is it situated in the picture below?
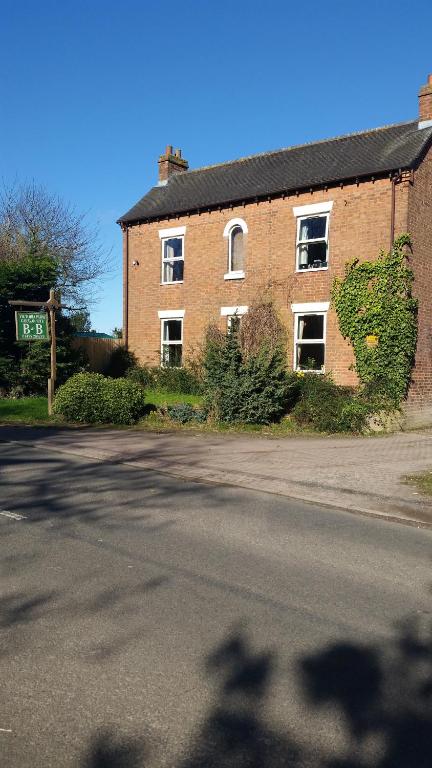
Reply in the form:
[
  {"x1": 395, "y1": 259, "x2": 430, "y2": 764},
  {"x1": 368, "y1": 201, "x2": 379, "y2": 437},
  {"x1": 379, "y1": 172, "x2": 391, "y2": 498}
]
[
  {"x1": 158, "y1": 145, "x2": 188, "y2": 183},
  {"x1": 419, "y1": 74, "x2": 432, "y2": 128}
]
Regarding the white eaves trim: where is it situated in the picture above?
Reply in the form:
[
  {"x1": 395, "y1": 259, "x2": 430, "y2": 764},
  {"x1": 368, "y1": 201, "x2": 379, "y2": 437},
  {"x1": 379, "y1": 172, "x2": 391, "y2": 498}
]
[
  {"x1": 292, "y1": 201, "x2": 333, "y2": 217},
  {"x1": 419, "y1": 119, "x2": 432, "y2": 130},
  {"x1": 158, "y1": 309, "x2": 185, "y2": 319},
  {"x1": 291, "y1": 302, "x2": 330, "y2": 314},
  {"x1": 221, "y1": 306, "x2": 248, "y2": 317},
  {"x1": 223, "y1": 218, "x2": 248, "y2": 237},
  {"x1": 158, "y1": 226, "x2": 186, "y2": 239}
]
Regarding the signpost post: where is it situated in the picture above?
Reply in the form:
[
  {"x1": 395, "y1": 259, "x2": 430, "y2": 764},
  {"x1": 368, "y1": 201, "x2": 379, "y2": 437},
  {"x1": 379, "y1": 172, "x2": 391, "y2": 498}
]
[{"x1": 8, "y1": 288, "x2": 75, "y2": 415}]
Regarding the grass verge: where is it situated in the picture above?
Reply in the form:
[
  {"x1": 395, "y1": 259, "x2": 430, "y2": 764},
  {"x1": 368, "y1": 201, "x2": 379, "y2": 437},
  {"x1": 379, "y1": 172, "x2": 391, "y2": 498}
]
[
  {"x1": 145, "y1": 389, "x2": 202, "y2": 407},
  {"x1": 0, "y1": 393, "x2": 314, "y2": 436},
  {"x1": 404, "y1": 470, "x2": 432, "y2": 497},
  {"x1": 0, "y1": 397, "x2": 51, "y2": 423}
]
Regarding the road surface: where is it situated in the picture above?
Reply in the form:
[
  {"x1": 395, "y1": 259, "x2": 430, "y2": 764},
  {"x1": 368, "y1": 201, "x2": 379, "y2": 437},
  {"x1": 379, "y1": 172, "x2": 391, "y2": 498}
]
[{"x1": 1, "y1": 440, "x2": 431, "y2": 767}]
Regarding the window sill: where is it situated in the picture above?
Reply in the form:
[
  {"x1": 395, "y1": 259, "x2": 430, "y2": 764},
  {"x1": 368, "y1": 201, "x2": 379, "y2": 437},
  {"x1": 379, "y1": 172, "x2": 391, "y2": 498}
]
[
  {"x1": 224, "y1": 270, "x2": 245, "y2": 280},
  {"x1": 296, "y1": 266, "x2": 328, "y2": 273},
  {"x1": 295, "y1": 368, "x2": 325, "y2": 374},
  {"x1": 160, "y1": 281, "x2": 184, "y2": 285}
]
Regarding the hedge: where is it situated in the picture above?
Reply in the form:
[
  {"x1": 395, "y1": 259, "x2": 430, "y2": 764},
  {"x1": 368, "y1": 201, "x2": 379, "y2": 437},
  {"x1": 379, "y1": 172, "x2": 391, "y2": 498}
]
[{"x1": 53, "y1": 372, "x2": 147, "y2": 424}]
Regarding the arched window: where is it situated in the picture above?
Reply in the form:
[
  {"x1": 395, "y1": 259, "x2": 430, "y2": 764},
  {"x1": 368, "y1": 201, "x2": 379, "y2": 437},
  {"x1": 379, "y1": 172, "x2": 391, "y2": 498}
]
[
  {"x1": 229, "y1": 225, "x2": 244, "y2": 272},
  {"x1": 223, "y1": 218, "x2": 248, "y2": 279}
]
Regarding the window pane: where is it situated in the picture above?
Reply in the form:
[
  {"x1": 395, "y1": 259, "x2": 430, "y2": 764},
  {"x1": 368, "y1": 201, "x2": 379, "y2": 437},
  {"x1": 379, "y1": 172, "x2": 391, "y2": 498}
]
[
  {"x1": 299, "y1": 216, "x2": 326, "y2": 241},
  {"x1": 164, "y1": 237, "x2": 183, "y2": 260},
  {"x1": 297, "y1": 314, "x2": 324, "y2": 340},
  {"x1": 297, "y1": 241, "x2": 327, "y2": 268},
  {"x1": 163, "y1": 319, "x2": 182, "y2": 342},
  {"x1": 230, "y1": 226, "x2": 244, "y2": 271},
  {"x1": 162, "y1": 344, "x2": 182, "y2": 367},
  {"x1": 163, "y1": 259, "x2": 184, "y2": 282},
  {"x1": 297, "y1": 343, "x2": 325, "y2": 371}
]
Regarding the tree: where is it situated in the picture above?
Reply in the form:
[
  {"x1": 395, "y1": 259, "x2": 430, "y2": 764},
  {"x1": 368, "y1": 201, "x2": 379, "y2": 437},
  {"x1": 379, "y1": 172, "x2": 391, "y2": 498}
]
[
  {"x1": 0, "y1": 182, "x2": 110, "y2": 304},
  {"x1": 68, "y1": 309, "x2": 92, "y2": 334},
  {"x1": 203, "y1": 303, "x2": 291, "y2": 424},
  {"x1": 0, "y1": 245, "x2": 87, "y2": 394}
]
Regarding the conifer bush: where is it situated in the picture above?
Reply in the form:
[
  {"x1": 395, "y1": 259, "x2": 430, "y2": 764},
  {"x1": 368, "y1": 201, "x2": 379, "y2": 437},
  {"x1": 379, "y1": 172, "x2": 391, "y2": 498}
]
[{"x1": 203, "y1": 303, "x2": 292, "y2": 424}]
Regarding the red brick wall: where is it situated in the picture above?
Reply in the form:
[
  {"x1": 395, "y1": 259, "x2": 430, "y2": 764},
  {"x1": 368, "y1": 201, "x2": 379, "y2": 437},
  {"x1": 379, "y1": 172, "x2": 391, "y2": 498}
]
[
  {"x1": 407, "y1": 144, "x2": 432, "y2": 402},
  {"x1": 124, "y1": 175, "x2": 410, "y2": 385}
]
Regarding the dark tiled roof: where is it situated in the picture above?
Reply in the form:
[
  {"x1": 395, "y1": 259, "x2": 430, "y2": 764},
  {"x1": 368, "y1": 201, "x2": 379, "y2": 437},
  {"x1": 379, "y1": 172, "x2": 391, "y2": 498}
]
[{"x1": 118, "y1": 121, "x2": 432, "y2": 224}]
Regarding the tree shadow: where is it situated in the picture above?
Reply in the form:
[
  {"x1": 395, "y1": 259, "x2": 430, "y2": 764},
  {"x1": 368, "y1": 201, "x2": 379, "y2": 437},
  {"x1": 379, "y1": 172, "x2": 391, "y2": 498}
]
[
  {"x1": 301, "y1": 615, "x2": 432, "y2": 767},
  {"x1": 79, "y1": 614, "x2": 432, "y2": 768},
  {"x1": 177, "y1": 628, "x2": 301, "y2": 768},
  {"x1": 82, "y1": 729, "x2": 146, "y2": 768}
]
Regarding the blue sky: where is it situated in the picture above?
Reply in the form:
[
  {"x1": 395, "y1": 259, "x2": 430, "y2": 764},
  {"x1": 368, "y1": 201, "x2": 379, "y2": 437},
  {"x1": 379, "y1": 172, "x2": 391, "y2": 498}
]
[{"x1": 1, "y1": 0, "x2": 431, "y2": 333}]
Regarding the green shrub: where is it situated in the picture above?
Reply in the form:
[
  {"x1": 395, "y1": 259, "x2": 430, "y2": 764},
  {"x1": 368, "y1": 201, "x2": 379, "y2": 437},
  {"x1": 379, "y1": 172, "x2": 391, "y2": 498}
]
[
  {"x1": 126, "y1": 365, "x2": 156, "y2": 389},
  {"x1": 53, "y1": 372, "x2": 146, "y2": 424},
  {"x1": 291, "y1": 374, "x2": 371, "y2": 433},
  {"x1": 203, "y1": 323, "x2": 291, "y2": 425},
  {"x1": 102, "y1": 377, "x2": 147, "y2": 424},
  {"x1": 167, "y1": 403, "x2": 207, "y2": 424},
  {"x1": 153, "y1": 365, "x2": 203, "y2": 394},
  {"x1": 19, "y1": 338, "x2": 87, "y2": 396},
  {"x1": 104, "y1": 346, "x2": 137, "y2": 378},
  {"x1": 53, "y1": 373, "x2": 109, "y2": 423},
  {"x1": 127, "y1": 364, "x2": 202, "y2": 394}
]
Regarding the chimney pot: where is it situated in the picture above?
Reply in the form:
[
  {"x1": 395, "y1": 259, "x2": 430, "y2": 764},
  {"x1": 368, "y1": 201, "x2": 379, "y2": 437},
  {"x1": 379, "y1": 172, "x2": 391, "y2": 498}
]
[{"x1": 158, "y1": 145, "x2": 188, "y2": 183}]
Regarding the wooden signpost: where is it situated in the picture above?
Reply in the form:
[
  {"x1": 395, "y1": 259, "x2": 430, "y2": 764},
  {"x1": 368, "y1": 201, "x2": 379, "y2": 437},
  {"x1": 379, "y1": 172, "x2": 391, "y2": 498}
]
[{"x1": 8, "y1": 288, "x2": 74, "y2": 415}]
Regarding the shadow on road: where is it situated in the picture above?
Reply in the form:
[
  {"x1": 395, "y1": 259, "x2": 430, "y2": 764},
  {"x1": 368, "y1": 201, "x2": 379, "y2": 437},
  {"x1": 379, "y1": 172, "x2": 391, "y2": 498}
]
[
  {"x1": 79, "y1": 615, "x2": 432, "y2": 768},
  {"x1": 82, "y1": 730, "x2": 146, "y2": 768},
  {"x1": 1, "y1": 436, "x2": 432, "y2": 766}
]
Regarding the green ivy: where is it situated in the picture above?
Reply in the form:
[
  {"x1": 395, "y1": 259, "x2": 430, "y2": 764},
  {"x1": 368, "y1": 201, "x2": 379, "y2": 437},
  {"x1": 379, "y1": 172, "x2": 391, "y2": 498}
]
[{"x1": 331, "y1": 235, "x2": 418, "y2": 406}]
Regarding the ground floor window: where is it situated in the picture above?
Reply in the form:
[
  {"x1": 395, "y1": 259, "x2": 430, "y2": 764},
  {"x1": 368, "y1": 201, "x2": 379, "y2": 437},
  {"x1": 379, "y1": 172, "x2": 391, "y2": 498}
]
[
  {"x1": 221, "y1": 306, "x2": 248, "y2": 334},
  {"x1": 161, "y1": 318, "x2": 183, "y2": 367},
  {"x1": 294, "y1": 312, "x2": 326, "y2": 371},
  {"x1": 227, "y1": 314, "x2": 242, "y2": 334}
]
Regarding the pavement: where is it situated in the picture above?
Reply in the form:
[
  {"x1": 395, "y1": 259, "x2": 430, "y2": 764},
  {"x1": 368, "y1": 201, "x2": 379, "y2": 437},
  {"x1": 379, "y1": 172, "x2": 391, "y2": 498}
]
[
  {"x1": 1, "y1": 424, "x2": 432, "y2": 525},
  {"x1": 1, "y1": 441, "x2": 432, "y2": 767}
]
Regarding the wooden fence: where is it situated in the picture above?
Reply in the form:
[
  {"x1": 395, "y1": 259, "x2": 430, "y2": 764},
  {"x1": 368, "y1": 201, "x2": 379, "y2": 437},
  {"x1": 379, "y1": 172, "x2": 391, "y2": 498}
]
[{"x1": 72, "y1": 337, "x2": 122, "y2": 373}]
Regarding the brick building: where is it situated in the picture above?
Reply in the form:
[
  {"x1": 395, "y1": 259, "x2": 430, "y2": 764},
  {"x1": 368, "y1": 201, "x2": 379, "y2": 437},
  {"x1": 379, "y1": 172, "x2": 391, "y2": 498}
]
[{"x1": 118, "y1": 75, "x2": 432, "y2": 421}]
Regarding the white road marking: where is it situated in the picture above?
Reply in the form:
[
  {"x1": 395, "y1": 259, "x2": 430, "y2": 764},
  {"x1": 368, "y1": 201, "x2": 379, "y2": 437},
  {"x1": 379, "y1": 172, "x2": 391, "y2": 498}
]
[
  {"x1": 0, "y1": 510, "x2": 26, "y2": 520},
  {"x1": 0, "y1": 728, "x2": 12, "y2": 732}
]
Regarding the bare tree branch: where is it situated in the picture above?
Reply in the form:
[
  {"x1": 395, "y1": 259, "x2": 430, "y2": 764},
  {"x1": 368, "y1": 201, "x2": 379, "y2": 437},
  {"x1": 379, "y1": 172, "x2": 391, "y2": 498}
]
[{"x1": 0, "y1": 182, "x2": 112, "y2": 304}]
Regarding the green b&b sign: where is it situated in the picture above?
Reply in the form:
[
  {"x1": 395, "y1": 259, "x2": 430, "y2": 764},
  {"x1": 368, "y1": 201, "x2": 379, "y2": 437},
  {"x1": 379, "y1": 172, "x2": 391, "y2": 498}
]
[{"x1": 16, "y1": 311, "x2": 49, "y2": 341}]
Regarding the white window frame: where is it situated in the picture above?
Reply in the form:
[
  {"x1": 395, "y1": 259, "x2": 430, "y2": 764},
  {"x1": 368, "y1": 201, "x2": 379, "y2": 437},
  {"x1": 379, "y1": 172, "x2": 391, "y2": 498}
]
[
  {"x1": 159, "y1": 226, "x2": 186, "y2": 285},
  {"x1": 223, "y1": 218, "x2": 247, "y2": 280},
  {"x1": 158, "y1": 309, "x2": 185, "y2": 367},
  {"x1": 221, "y1": 305, "x2": 248, "y2": 331},
  {"x1": 220, "y1": 305, "x2": 248, "y2": 317},
  {"x1": 291, "y1": 302, "x2": 329, "y2": 373},
  {"x1": 293, "y1": 202, "x2": 333, "y2": 273}
]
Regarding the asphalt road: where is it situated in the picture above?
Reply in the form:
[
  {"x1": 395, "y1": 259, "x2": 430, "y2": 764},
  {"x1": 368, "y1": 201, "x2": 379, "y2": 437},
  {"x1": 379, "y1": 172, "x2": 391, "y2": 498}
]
[{"x1": 1, "y1": 440, "x2": 432, "y2": 768}]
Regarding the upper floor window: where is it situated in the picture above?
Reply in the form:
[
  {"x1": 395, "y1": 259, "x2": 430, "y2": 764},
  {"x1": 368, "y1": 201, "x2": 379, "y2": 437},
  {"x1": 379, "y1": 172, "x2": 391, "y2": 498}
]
[
  {"x1": 159, "y1": 226, "x2": 186, "y2": 284},
  {"x1": 223, "y1": 218, "x2": 248, "y2": 279},
  {"x1": 293, "y1": 202, "x2": 333, "y2": 272}
]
